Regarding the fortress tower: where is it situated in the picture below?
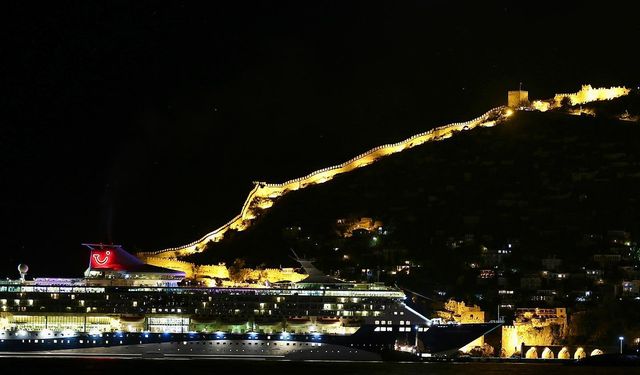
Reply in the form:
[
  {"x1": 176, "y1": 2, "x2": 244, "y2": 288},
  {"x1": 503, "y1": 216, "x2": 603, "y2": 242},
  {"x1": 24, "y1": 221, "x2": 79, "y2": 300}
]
[{"x1": 508, "y1": 85, "x2": 529, "y2": 108}]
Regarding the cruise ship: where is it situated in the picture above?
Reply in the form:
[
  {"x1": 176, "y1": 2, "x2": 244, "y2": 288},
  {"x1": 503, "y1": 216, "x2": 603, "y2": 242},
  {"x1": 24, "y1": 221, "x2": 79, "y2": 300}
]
[{"x1": 0, "y1": 244, "x2": 500, "y2": 360}]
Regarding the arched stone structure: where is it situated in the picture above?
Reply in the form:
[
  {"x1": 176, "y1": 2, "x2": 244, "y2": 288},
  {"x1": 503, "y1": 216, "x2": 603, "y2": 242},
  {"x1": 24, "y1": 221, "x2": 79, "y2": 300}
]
[
  {"x1": 520, "y1": 345, "x2": 605, "y2": 360},
  {"x1": 541, "y1": 347, "x2": 554, "y2": 359},
  {"x1": 558, "y1": 347, "x2": 570, "y2": 359}
]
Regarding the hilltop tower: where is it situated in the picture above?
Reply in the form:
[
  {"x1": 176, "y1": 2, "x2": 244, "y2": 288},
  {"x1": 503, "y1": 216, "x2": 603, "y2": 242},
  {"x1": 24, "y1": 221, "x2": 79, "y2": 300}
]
[{"x1": 508, "y1": 84, "x2": 529, "y2": 108}]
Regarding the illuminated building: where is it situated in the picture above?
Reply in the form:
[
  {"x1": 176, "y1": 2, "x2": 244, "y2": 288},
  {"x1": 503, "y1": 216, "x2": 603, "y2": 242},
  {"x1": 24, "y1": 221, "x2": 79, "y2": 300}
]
[
  {"x1": 507, "y1": 90, "x2": 529, "y2": 108},
  {"x1": 501, "y1": 308, "x2": 568, "y2": 357}
]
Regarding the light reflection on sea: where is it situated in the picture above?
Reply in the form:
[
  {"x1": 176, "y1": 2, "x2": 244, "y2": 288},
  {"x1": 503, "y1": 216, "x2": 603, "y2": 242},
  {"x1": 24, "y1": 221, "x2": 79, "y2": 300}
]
[{"x1": 0, "y1": 358, "x2": 635, "y2": 375}]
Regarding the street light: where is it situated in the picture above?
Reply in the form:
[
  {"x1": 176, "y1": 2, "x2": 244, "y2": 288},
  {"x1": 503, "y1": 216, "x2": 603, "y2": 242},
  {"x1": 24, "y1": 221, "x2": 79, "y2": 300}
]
[{"x1": 619, "y1": 336, "x2": 624, "y2": 354}]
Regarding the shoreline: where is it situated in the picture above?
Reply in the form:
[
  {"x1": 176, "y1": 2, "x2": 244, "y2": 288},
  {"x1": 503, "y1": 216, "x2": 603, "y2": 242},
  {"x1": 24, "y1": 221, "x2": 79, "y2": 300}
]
[
  {"x1": 0, "y1": 352, "x2": 636, "y2": 366},
  {"x1": 421, "y1": 353, "x2": 640, "y2": 367}
]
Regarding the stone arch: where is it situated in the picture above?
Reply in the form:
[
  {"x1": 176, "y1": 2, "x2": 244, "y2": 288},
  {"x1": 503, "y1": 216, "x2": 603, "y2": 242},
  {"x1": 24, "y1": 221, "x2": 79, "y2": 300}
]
[
  {"x1": 558, "y1": 347, "x2": 571, "y2": 359},
  {"x1": 591, "y1": 349, "x2": 603, "y2": 356},
  {"x1": 541, "y1": 347, "x2": 554, "y2": 359},
  {"x1": 574, "y1": 347, "x2": 586, "y2": 359},
  {"x1": 525, "y1": 347, "x2": 538, "y2": 359}
]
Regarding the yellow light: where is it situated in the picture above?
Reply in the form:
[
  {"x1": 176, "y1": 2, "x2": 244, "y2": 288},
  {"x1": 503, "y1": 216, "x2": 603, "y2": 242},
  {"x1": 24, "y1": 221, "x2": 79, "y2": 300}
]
[
  {"x1": 556, "y1": 85, "x2": 630, "y2": 106},
  {"x1": 146, "y1": 85, "x2": 631, "y2": 263},
  {"x1": 532, "y1": 100, "x2": 551, "y2": 112},
  {"x1": 141, "y1": 105, "x2": 505, "y2": 261}
]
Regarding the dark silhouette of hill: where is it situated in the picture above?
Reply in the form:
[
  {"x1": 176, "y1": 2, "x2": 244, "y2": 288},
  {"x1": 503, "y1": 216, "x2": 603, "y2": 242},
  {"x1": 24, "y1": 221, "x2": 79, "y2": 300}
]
[{"x1": 186, "y1": 92, "x2": 640, "y2": 289}]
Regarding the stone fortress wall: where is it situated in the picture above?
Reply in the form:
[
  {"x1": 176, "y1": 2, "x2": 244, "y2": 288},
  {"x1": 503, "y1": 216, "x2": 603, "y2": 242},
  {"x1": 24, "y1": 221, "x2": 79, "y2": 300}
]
[
  {"x1": 136, "y1": 85, "x2": 630, "y2": 281},
  {"x1": 139, "y1": 106, "x2": 509, "y2": 261}
]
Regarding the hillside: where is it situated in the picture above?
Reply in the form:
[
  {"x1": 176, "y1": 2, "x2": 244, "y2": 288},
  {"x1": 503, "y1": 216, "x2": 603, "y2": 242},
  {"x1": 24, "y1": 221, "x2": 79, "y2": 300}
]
[{"x1": 185, "y1": 91, "x2": 640, "y2": 290}]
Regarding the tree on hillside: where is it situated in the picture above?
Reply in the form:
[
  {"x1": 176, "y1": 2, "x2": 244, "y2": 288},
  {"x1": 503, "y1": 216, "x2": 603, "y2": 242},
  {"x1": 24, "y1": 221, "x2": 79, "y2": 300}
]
[{"x1": 228, "y1": 258, "x2": 250, "y2": 283}]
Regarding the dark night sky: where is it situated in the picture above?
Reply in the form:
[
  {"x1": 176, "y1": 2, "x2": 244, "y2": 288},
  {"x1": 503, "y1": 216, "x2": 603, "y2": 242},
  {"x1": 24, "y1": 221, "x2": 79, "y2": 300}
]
[{"x1": 1, "y1": 2, "x2": 639, "y2": 277}]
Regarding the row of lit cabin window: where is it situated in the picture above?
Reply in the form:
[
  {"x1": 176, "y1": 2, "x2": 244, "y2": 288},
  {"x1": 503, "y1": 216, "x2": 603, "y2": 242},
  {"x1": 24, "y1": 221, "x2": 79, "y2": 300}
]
[
  {"x1": 2, "y1": 295, "x2": 391, "y2": 305},
  {"x1": 0, "y1": 286, "x2": 403, "y2": 298}
]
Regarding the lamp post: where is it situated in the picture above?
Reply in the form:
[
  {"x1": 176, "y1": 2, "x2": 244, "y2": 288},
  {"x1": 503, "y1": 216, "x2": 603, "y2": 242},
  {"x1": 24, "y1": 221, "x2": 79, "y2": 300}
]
[{"x1": 619, "y1": 336, "x2": 624, "y2": 354}]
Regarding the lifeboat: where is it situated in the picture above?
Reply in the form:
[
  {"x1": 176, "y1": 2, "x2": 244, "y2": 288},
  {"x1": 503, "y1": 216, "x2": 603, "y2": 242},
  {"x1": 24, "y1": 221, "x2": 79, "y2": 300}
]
[
  {"x1": 316, "y1": 316, "x2": 340, "y2": 324},
  {"x1": 286, "y1": 316, "x2": 311, "y2": 324},
  {"x1": 119, "y1": 315, "x2": 145, "y2": 323}
]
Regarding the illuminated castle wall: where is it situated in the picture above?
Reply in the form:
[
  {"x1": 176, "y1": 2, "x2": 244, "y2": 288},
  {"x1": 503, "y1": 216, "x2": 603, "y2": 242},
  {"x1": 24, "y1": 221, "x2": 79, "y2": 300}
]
[
  {"x1": 336, "y1": 217, "x2": 384, "y2": 237},
  {"x1": 436, "y1": 299, "x2": 487, "y2": 353},
  {"x1": 501, "y1": 307, "x2": 568, "y2": 357},
  {"x1": 142, "y1": 256, "x2": 307, "y2": 284},
  {"x1": 532, "y1": 85, "x2": 629, "y2": 112},
  {"x1": 137, "y1": 85, "x2": 630, "y2": 267},
  {"x1": 138, "y1": 106, "x2": 508, "y2": 261}
]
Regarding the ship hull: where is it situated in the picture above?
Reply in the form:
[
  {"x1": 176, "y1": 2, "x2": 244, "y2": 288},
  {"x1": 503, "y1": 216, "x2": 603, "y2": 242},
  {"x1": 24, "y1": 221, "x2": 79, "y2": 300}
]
[{"x1": 0, "y1": 323, "x2": 500, "y2": 360}]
